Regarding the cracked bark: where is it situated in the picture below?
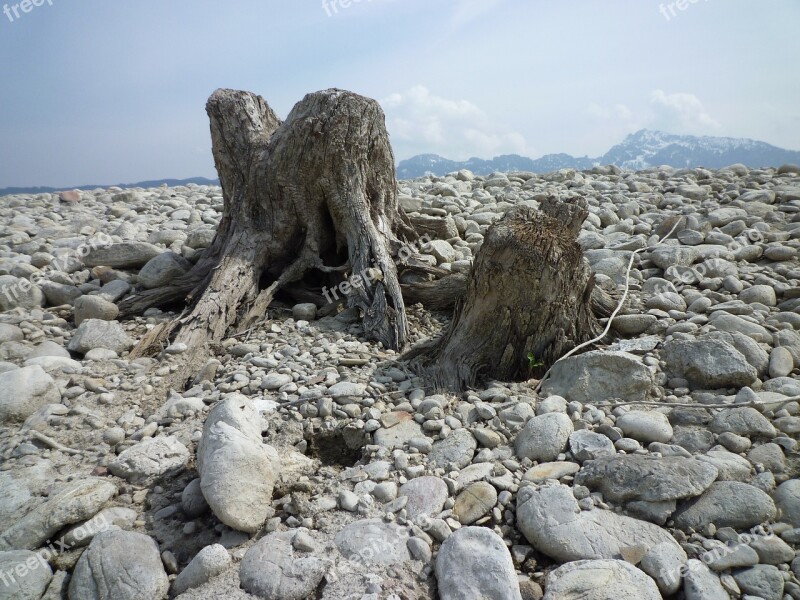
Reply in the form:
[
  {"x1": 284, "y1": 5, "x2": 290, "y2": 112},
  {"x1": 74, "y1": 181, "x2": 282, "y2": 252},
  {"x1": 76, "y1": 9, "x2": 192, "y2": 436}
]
[{"x1": 119, "y1": 88, "x2": 417, "y2": 387}]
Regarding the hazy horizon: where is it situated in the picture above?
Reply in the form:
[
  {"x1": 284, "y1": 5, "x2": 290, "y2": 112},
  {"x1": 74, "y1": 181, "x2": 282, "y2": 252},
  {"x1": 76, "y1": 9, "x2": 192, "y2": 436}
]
[{"x1": 1, "y1": 0, "x2": 798, "y2": 187}]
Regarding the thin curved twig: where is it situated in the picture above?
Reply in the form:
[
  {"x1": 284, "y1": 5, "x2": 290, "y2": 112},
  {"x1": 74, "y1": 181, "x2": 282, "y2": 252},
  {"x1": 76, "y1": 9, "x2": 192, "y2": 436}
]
[{"x1": 534, "y1": 217, "x2": 684, "y2": 393}]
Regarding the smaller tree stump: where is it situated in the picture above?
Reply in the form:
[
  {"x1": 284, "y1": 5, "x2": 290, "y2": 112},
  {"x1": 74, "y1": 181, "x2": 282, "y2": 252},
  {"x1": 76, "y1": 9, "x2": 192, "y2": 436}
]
[{"x1": 413, "y1": 199, "x2": 602, "y2": 391}]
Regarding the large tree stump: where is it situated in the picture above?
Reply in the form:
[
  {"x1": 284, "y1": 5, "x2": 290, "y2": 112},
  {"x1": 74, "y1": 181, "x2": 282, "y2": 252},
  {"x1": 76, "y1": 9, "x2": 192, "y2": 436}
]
[
  {"x1": 121, "y1": 88, "x2": 417, "y2": 384},
  {"x1": 412, "y1": 199, "x2": 603, "y2": 391}
]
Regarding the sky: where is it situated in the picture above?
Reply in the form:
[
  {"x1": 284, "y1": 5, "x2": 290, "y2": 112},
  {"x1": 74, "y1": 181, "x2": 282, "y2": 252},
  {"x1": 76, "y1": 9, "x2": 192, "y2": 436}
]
[{"x1": 0, "y1": 0, "x2": 798, "y2": 187}]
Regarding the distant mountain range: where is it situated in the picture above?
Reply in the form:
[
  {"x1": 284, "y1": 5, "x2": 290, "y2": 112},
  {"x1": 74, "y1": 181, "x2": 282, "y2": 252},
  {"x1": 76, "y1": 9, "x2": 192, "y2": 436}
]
[
  {"x1": 396, "y1": 129, "x2": 800, "y2": 179},
  {"x1": 0, "y1": 177, "x2": 219, "y2": 197},
  {"x1": 3, "y1": 130, "x2": 799, "y2": 196}
]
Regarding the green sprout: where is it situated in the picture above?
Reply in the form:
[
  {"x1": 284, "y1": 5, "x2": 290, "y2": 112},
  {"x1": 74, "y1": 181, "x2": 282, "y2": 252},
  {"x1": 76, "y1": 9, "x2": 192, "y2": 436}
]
[{"x1": 527, "y1": 352, "x2": 545, "y2": 369}]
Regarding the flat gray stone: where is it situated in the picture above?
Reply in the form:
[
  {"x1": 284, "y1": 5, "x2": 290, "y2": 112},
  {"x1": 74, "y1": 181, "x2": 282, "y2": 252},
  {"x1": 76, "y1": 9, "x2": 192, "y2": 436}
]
[
  {"x1": 373, "y1": 416, "x2": 424, "y2": 449},
  {"x1": 240, "y1": 532, "x2": 325, "y2": 600},
  {"x1": 541, "y1": 351, "x2": 652, "y2": 403},
  {"x1": 334, "y1": 519, "x2": 411, "y2": 566},
  {"x1": 575, "y1": 455, "x2": 718, "y2": 504},
  {"x1": 543, "y1": 559, "x2": 661, "y2": 600},
  {"x1": 109, "y1": 436, "x2": 189, "y2": 482},
  {"x1": 68, "y1": 530, "x2": 169, "y2": 600},
  {"x1": 399, "y1": 476, "x2": 449, "y2": 520},
  {"x1": 662, "y1": 337, "x2": 757, "y2": 389},
  {"x1": 568, "y1": 430, "x2": 615, "y2": 462},
  {"x1": 616, "y1": 410, "x2": 673, "y2": 444},
  {"x1": 67, "y1": 319, "x2": 133, "y2": 355},
  {"x1": 517, "y1": 484, "x2": 683, "y2": 563},
  {"x1": 701, "y1": 543, "x2": 759, "y2": 571},
  {"x1": 709, "y1": 407, "x2": 777, "y2": 438},
  {"x1": 429, "y1": 429, "x2": 476, "y2": 470},
  {"x1": 436, "y1": 527, "x2": 522, "y2": 600},
  {"x1": 0, "y1": 550, "x2": 53, "y2": 600},
  {"x1": 673, "y1": 481, "x2": 776, "y2": 530},
  {"x1": 0, "y1": 478, "x2": 116, "y2": 551},
  {"x1": 733, "y1": 565, "x2": 784, "y2": 600}
]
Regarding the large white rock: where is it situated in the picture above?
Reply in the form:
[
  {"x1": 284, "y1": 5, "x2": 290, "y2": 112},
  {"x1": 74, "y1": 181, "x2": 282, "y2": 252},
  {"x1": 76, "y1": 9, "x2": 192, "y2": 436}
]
[
  {"x1": 197, "y1": 395, "x2": 280, "y2": 533},
  {"x1": 0, "y1": 365, "x2": 61, "y2": 423}
]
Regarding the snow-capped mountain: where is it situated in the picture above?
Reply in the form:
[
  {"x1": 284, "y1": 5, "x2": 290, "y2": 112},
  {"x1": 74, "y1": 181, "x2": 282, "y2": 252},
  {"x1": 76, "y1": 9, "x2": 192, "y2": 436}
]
[{"x1": 396, "y1": 129, "x2": 800, "y2": 178}]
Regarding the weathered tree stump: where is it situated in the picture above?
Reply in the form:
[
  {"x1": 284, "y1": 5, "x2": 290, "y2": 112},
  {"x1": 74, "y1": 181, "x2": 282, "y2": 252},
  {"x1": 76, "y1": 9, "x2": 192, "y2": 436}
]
[
  {"x1": 121, "y1": 88, "x2": 417, "y2": 384},
  {"x1": 411, "y1": 198, "x2": 603, "y2": 391}
]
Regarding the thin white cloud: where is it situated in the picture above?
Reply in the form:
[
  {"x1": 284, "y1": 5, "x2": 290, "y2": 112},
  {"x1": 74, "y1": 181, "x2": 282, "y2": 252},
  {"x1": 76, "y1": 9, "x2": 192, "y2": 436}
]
[
  {"x1": 649, "y1": 89, "x2": 721, "y2": 131},
  {"x1": 382, "y1": 85, "x2": 529, "y2": 159},
  {"x1": 587, "y1": 90, "x2": 721, "y2": 137}
]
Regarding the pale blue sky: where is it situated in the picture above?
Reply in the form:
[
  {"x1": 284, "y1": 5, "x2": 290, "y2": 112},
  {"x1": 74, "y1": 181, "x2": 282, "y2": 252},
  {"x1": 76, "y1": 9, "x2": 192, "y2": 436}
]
[{"x1": 0, "y1": 0, "x2": 798, "y2": 187}]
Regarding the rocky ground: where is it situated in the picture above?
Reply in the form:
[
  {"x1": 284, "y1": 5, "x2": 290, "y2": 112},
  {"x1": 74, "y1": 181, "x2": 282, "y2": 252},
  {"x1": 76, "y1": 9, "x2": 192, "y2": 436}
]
[{"x1": 1, "y1": 163, "x2": 800, "y2": 600}]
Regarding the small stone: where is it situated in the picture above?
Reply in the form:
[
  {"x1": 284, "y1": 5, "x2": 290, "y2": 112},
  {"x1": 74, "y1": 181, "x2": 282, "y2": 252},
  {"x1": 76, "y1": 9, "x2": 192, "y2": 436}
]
[
  {"x1": 769, "y1": 346, "x2": 794, "y2": 378},
  {"x1": 292, "y1": 303, "x2": 317, "y2": 320},
  {"x1": 453, "y1": 482, "x2": 497, "y2": 525},
  {"x1": 429, "y1": 428, "x2": 477, "y2": 469},
  {"x1": 514, "y1": 413, "x2": 573, "y2": 462},
  {"x1": 109, "y1": 436, "x2": 190, "y2": 482},
  {"x1": 172, "y1": 544, "x2": 231, "y2": 595},
  {"x1": 240, "y1": 531, "x2": 326, "y2": 600},
  {"x1": 67, "y1": 319, "x2": 133, "y2": 355},
  {"x1": 616, "y1": 410, "x2": 673, "y2": 444},
  {"x1": 568, "y1": 429, "x2": 615, "y2": 462},
  {"x1": 673, "y1": 481, "x2": 776, "y2": 530},
  {"x1": 399, "y1": 476, "x2": 449, "y2": 519},
  {"x1": 72, "y1": 295, "x2": 119, "y2": 325}
]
